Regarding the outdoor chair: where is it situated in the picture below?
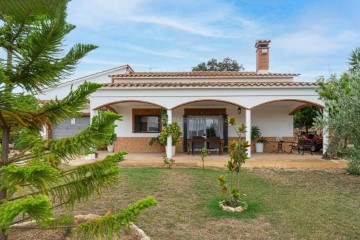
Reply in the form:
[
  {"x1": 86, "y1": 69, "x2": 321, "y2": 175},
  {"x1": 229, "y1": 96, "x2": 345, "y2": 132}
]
[
  {"x1": 192, "y1": 136, "x2": 205, "y2": 155},
  {"x1": 289, "y1": 141, "x2": 298, "y2": 153},
  {"x1": 297, "y1": 139, "x2": 314, "y2": 155},
  {"x1": 207, "y1": 137, "x2": 221, "y2": 155}
]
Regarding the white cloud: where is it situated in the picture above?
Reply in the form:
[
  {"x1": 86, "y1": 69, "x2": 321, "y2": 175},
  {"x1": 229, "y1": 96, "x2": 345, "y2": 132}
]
[
  {"x1": 81, "y1": 58, "x2": 123, "y2": 66},
  {"x1": 68, "y1": 0, "x2": 262, "y2": 38},
  {"x1": 273, "y1": 28, "x2": 359, "y2": 54},
  {"x1": 124, "y1": 43, "x2": 191, "y2": 58}
]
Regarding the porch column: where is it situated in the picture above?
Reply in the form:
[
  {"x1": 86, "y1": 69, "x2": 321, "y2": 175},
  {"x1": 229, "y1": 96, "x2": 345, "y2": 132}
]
[
  {"x1": 87, "y1": 106, "x2": 98, "y2": 160},
  {"x1": 166, "y1": 109, "x2": 173, "y2": 158},
  {"x1": 323, "y1": 110, "x2": 329, "y2": 154},
  {"x1": 245, "y1": 109, "x2": 251, "y2": 158}
]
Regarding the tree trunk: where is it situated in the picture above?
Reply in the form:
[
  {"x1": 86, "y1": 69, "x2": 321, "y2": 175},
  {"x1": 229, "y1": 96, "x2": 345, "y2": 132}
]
[
  {"x1": 237, "y1": 167, "x2": 241, "y2": 193},
  {"x1": 0, "y1": 126, "x2": 10, "y2": 240}
]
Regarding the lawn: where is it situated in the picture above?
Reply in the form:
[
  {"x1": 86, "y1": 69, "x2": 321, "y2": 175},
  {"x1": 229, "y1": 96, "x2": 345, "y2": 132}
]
[{"x1": 67, "y1": 167, "x2": 359, "y2": 240}]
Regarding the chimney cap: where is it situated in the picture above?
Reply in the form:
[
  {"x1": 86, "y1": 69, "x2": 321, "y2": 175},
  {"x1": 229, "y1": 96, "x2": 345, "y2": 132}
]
[{"x1": 255, "y1": 39, "x2": 271, "y2": 48}]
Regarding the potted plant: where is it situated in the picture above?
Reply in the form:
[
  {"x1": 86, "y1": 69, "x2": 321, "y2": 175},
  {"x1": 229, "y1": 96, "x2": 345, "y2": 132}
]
[
  {"x1": 158, "y1": 122, "x2": 182, "y2": 157},
  {"x1": 256, "y1": 137, "x2": 268, "y2": 153},
  {"x1": 251, "y1": 125, "x2": 267, "y2": 153},
  {"x1": 107, "y1": 133, "x2": 117, "y2": 153}
]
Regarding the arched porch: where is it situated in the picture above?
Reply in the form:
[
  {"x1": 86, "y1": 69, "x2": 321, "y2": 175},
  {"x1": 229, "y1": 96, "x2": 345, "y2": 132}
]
[
  {"x1": 170, "y1": 99, "x2": 247, "y2": 156},
  {"x1": 94, "y1": 100, "x2": 167, "y2": 153},
  {"x1": 250, "y1": 99, "x2": 325, "y2": 154}
]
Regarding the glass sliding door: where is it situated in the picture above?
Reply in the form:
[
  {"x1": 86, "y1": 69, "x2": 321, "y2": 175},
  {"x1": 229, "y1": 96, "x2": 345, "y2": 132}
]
[{"x1": 186, "y1": 115, "x2": 224, "y2": 139}]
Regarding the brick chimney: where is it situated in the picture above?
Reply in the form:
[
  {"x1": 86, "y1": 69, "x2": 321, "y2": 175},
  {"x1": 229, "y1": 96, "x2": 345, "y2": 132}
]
[{"x1": 255, "y1": 40, "x2": 271, "y2": 74}]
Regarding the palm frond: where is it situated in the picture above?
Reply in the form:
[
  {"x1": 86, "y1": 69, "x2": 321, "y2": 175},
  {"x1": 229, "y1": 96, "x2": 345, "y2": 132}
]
[{"x1": 349, "y1": 47, "x2": 360, "y2": 72}]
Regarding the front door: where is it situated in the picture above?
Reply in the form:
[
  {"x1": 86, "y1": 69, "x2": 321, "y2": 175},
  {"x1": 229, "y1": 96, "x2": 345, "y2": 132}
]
[{"x1": 183, "y1": 115, "x2": 228, "y2": 152}]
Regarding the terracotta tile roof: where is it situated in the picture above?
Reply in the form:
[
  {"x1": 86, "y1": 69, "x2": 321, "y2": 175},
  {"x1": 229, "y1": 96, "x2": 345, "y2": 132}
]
[
  {"x1": 109, "y1": 71, "x2": 299, "y2": 78},
  {"x1": 103, "y1": 82, "x2": 317, "y2": 88}
]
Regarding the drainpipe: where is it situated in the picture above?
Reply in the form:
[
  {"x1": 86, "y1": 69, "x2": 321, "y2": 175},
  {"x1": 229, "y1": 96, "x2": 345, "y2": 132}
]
[
  {"x1": 166, "y1": 109, "x2": 173, "y2": 158},
  {"x1": 245, "y1": 109, "x2": 251, "y2": 158}
]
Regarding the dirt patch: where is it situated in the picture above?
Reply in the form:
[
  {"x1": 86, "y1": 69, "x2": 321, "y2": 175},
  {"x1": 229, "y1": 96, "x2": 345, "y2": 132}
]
[{"x1": 199, "y1": 218, "x2": 280, "y2": 240}]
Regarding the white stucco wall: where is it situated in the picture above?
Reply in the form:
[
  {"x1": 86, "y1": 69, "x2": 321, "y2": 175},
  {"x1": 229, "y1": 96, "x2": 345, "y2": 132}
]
[
  {"x1": 112, "y1": 104, "x2": 292, "y2": 138},
  {"x1": 252, "y1": 105, "x2": 294, "y2": 137},
  {"x1": 112, "y1": 105, "x2": 160, "y2": 138},
  {"x1": 91, "y1": 87, "x2": 323, "y2": 110}
]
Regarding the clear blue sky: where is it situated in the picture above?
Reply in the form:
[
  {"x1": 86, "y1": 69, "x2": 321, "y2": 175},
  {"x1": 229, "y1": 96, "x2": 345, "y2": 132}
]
[{"x1": 66, "y1": 0, "x2": 360, "y2": 81}]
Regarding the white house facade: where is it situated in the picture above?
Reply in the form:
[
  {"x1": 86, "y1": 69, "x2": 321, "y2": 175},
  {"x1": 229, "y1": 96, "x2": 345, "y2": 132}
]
[{"x1": 39, "y1": 40, "x2": 326, "y2": 158}]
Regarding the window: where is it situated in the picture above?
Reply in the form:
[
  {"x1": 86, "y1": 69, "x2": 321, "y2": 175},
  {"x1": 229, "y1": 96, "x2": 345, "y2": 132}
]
[{"x1": 134, "y1": 115, "x2": 160, "y2": 133}]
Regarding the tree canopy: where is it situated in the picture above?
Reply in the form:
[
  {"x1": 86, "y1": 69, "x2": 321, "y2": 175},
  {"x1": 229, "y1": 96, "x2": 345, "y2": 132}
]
[
  {"x1": 192, "y1": 57, "x2": 244, "y2": 71},
  {"x1": 316, "y1": 47, "x2": 360, "y2": 174},
  {"x1": 0, "y1": 1, "x2": 156, "y2": 239},
  {"x1": 294, "y1": 106, "x2": 321, "y2": 134}
]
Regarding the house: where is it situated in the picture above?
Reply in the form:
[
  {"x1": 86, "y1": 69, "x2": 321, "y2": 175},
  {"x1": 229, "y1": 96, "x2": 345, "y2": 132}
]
[{"x1": 39, "y1": 40, "x2": 326, "y2": 158}]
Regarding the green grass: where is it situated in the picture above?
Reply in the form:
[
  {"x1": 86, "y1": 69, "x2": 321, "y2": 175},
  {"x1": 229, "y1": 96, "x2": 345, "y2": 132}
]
[{"x1": 69, "y1": 167, "x2": 360, "y2": 240}]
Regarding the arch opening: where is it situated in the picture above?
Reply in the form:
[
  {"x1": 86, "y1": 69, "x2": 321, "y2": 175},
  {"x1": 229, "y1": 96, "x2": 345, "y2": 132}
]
[{"x1": 94, "y1": 100, "x2": 167, "y2": 111}]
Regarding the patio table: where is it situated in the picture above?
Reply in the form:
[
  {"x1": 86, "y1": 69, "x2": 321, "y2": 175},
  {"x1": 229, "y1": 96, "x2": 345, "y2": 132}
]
[
  {"x1": 270, "y1": 141, "x2": 293, "y2": 154},
  {"x1": 187, "y1": 139, "x2": 224, "y2": 155}
]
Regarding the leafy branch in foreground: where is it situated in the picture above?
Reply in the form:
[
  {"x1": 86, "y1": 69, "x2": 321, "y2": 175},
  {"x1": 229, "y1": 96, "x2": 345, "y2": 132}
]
[
  {"x1": 0, "y1": 1, "x2": 156, "y2": 239},
  {"x1": 72, "y1": 196, "x2": 157, "y2": 240}
]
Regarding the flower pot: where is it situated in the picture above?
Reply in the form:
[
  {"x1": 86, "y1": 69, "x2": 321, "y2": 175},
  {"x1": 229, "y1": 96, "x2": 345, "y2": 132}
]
[
  {"x1": 255, "y1": 142, "x2": 264, "y2": 153},
  {"x1": 172, "y1": 146, "x2": 176, "y2": 157},
  {"x1": 107, "y1": 144, "x2": 114, "y2": 153},
  {"x1": 85, "y1": 153, "x2": 96, "y2": 160}
]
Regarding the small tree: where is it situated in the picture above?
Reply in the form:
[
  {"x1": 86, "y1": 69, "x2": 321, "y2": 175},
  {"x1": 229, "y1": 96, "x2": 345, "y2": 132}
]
[
  {"x1": 200, "y1": 147, "x2": 210, "y2": 170},
  {"x1": 163, "y1": 154, "x2": 175, "y2": 169},
  {"x1": 192, "y1": 58, "x2": 244, "y2": 71},
  {"x1": 218, "y1": 117, "x2": 250, "y2": 207}
]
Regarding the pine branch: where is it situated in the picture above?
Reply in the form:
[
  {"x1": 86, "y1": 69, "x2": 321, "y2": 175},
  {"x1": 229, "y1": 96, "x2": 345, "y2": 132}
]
[
  {"x1": 47, "y1": 111, "x2": 121, "y2": 161},
  {"x1": 8, "y1": 152, "x2": 127, "y2": 206},
  {"x1": 0, "y1": 163, "x2": 60, "y2": 199},
  {"x1": 73, "y1": 196, "x2": 157, "y2": 240},
  {"x1": 0, "y1": 195, "x2": 52, "y2": 229},
  {"x1": 35, "y1": 81, "x2": 102, "y2": 126}
]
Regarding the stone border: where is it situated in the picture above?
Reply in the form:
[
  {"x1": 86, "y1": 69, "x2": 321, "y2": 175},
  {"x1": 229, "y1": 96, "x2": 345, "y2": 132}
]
[
  {"x1": 130, "y1": 223, "x2": 150, "y2": 240},
  {"x1": 219, "y1": 200, "x2": 247, "y2": 213}
]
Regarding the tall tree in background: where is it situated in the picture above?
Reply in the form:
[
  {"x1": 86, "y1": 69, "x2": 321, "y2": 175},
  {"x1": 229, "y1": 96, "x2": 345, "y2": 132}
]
[
  {"x1": 192, "y1": 57, "x2": 244, "y2": 71},
  {"x1": 316, "y1": 48, "x2": 360, "y2": 174},
  {"x1": 294, "y1": 106, "x2": 321, "y2": 134},
  {"x1": 0, "y1": 1, "x2": 155, "y2": 239}
]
